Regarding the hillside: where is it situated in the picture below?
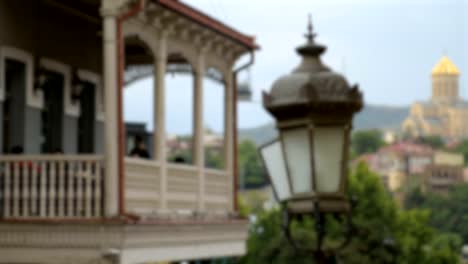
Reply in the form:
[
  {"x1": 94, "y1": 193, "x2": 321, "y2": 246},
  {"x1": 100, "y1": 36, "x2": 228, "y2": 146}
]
[{"x1": 239, "y1": 104, "x2": 409, "y2": 145}]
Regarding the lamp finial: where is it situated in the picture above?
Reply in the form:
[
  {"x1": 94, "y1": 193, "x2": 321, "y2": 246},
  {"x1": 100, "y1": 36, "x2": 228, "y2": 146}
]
[{"x1": 305, "y1": 14, "x2": 316, "y2": 43}]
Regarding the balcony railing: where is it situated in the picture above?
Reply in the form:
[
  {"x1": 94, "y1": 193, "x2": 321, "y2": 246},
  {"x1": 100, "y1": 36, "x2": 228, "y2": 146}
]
[
  {"x1": 0, "y1": 155, "x2": 104, "y2": 220},
  {"x1": 0, "y1": 155, "x2": 232, "y2": 220},
  {"x1": 125, "y1": 158, "x2": 232, "y2": 215}
]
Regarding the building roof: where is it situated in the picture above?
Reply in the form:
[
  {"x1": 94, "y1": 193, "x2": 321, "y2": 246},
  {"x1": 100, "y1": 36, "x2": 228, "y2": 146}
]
[
  {"x1": 432, "y1": 56, "x2": 460, "y2": 76},
  {"x1": 154, "y1": 0, "x2": 259, "y2": 50},
  {"x1": 379, "y1": 141, "x2": 433, "y2": 156}
]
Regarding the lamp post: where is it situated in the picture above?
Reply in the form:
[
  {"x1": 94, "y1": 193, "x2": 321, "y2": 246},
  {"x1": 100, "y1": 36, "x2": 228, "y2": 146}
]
[{"x1": 259, "y1": 16, "x2": 363, "y2": 263}]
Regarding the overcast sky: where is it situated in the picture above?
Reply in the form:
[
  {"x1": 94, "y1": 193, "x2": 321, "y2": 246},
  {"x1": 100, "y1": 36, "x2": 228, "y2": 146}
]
[{"x1": 125, "y1": 0, "x2": 467, "y2": 134}]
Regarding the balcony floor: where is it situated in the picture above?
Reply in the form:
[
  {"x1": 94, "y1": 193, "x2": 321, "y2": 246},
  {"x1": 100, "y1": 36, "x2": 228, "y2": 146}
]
[{"x1": 0, "y1": 218, "x2": 248, "y2": 264}]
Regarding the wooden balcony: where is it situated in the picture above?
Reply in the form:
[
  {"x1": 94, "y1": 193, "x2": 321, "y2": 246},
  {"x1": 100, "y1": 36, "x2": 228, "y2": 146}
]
[
  {"x1": 125, "y1": 157, "x2": 232, "y2": 215},
  {"x1": 0, "y1": 155, "x2": 233, "y2": 220},
  {"x1": 0, "y1": 155, "x2": 104, "y2": 220}
]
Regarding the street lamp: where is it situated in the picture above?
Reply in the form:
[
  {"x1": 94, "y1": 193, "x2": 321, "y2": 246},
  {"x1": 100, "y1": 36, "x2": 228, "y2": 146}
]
[{"x1": 259, "y1": 16, "x2": 363, "y2": 262}]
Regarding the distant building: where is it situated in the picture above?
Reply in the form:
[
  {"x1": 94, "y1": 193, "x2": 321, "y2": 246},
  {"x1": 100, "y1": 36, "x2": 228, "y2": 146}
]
[
  {"x1": 423, "y1": 151, "x2": 465, "y2": 194},
  {"x1": 402, "y1": 56, "x2": 468, "y2": 140},
  {"x1": 355, "y1": 141, "x2": 468, "y2": 197},
  {"x1": 372, "y1": 142, "x2": 433, "y2": 191}
]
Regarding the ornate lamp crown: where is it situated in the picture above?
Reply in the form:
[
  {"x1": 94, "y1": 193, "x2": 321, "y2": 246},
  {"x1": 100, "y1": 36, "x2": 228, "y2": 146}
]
[{"x1": 263, "y1": 16, "x2": 363, "y2": 121}]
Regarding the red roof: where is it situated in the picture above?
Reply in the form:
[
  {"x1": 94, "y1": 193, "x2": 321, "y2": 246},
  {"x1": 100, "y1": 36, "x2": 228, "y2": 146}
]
[
  {"x1": 154, "y1": 0, "x2": 259, "y2": 50},
  {"x1": 378, "y1": 141, "x2": 433, "y2": 156}
]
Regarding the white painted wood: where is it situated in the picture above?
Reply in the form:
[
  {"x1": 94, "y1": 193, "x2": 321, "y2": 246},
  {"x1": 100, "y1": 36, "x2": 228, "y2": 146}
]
[
  {"x1": 30, "y1": 161, "x2": 37, "y2": 216},
  {"x1": 0, "y1": 219, "x2": 248, "y2": 264},
  {"x1": 85, "y1": 161, "x2": 93, "y2": 217},
  {"x1": 224, "y1": 71, "x2": 235, "y2": 211},
  {"x1": 12, "y1": 162, "x2": 20, "y2": 217},
  {"x1": 155, "y1": 33, "x2": 168, "y2": 210},
  {"x1": 0, "y1": 46, "x2": 41, "y2": 107},
  {"x1": 76, "y1": 163, "x2": 83, "y2": 217},
  {"x1": 121, "y1": 241, "x2": 246, "y2": 264},
  {"x1": 3, "y1": 162, "x2": 11, "y2": 218},
  {"x1": 0, "y1": 156, "x2": 103, "y2": 219},
  {"x1": 103, "y1": 14, "x2": 119, "y2": 218},
  {"x1": 125, "y1": 158, "x2": 160, "y2": 214},
  {"x1": 49, "y1": 161, "x2": 56, "y2": 217},
  {"x1": 57, "y1": 161, "x2": 65, "y2": 217},
  {"x1": 40, "y1": 161, "x2": 47, "y2": 218},
  {"x1": 94, "y1": 161, "x2": 102, "y2": 216},
  {"x1": 22, "y1": 162, "x2": 30, "y2": 217},
  {"x1": 193, "y1": 52, "x2": 206, "y2": 211},
  {"x1": 0, "y1": 154, "x2": 103, "y2": 161},
  {"x1": 67, "y1": 160, "x2": 74, "y2": 217}
]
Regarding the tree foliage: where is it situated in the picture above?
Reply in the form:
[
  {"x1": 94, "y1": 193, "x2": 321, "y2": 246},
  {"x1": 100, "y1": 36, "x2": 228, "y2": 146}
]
[
  {"x1": 240, "y1": 163, "x2": 461, "y2": 264},
  {"x1": 406, "y1": 184, "x2": 468, "y2": 244},
  {"x1": 416, "y1": 135, "x2": 445, "y2": 149},
  {"x1": 351, "y1": 130, "x2": 384, "y2": 156},
  {"x1": 239, "y1": 140, "x2": 268, "y2": 188},
  {"x1": 455, "y1": 140, "x2": 468, "y2": 165}
]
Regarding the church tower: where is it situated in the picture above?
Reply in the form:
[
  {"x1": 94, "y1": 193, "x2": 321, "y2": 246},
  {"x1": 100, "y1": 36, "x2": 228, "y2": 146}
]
[{"x1": 431, "y1": 56, "x2": 460, "y2": 104}]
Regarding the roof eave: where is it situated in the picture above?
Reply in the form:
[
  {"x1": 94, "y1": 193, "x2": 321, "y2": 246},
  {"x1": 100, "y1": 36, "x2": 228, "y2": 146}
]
[{"x1": 152, "y1": 0, "x2": 260, "y2": 51}]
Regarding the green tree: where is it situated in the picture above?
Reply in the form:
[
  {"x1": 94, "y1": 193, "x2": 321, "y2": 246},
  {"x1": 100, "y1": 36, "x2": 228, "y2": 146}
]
[
  {"x1": 455, "y1": 140, "x2": 468, "y2": 165},
  {"x1": 205, "y1": 147, "x2": 224, "y2": 169},
  {"x1": 406, "y1": 184, "x2": 468, "y2": 244},
  {"x1": 238, "y1": 140, "x2": 267, "y2": 188},
  {"x1": 240, "y1": 163, "x2": 461, "y2": 264},
  {"x1": 418, "y1": 135, "x2": 445, "y2": 149},
  {"x1": 351, "y1": 130, "x2": 384, "y2": 156}
]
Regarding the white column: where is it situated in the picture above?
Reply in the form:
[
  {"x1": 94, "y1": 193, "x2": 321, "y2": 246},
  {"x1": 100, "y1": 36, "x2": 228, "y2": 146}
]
[
  {"x1": 155, "y1": 34, "x2": 168, "y2": 210},
  {"x1": 102, "y1": 12, "x2": 119, "y2": 217},
  {"x1": 224, "y1": 71, "x2": 235, "y2": 211},
  {"x1": 193, "y1": 52, "x2": 205, "y2": 211}
]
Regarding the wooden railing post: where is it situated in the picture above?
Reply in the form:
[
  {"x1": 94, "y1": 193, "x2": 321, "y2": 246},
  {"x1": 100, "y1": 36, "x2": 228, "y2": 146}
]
[
  {"x1": 21, "y1": 163, "x2": 28, "y2": 217},
  {"x1": 67, "y1": 161, "x2": 74, "y2": 217},
  {"x1": 94, "y1": 161, "x2": 102, "y2": 217},
  {"x1": 39, "y1": 161, "x2": 47, "y2": 218},
  {"x1": 30, "y1": 161, "x2": 37, "y2": 216},
  {"x1": 12, "y1": 162, "x2": 20, "y2": 217},
  {"x1": 3, "y1": 163, "x2": 11, "y2": 218},
  {"x1": 57, "y1": 161, "x2": 65, "y2": 217}
]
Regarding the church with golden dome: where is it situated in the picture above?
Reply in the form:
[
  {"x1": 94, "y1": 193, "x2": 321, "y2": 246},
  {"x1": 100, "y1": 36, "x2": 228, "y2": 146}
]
[{"x1": 402, "y1": 56, "x2": 468, "y2": 139}]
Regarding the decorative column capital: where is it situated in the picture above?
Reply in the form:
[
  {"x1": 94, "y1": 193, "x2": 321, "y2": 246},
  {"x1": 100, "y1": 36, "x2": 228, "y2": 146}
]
[
  {"x1": 193, "y1": 51, "x2": 206, "y2": 77},
  {"x1": 154, "y1": 32, "x2": 169, "y2": 62},
  {"x1": 100, "y1": 0, "x2": 132, "y2": 17}
]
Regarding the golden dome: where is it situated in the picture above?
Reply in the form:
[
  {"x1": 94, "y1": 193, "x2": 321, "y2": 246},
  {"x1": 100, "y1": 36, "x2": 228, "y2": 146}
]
[{"x1": 432, "y1": 56, "x2": 460, "y2": 76}]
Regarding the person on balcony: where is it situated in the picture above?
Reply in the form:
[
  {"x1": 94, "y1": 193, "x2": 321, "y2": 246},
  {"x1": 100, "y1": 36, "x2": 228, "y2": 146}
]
[
  {"x1": 10, "y1": 145, "x2": 23, "y2": 154},
  {"x1": 129, "y1": 135, "x2": 150, "y2": 159}
]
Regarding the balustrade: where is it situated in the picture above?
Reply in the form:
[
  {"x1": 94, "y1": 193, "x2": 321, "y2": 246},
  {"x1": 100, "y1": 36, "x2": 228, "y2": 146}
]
[{"x1": 0, "y1": 155, "x2": 104, "y2": 219}]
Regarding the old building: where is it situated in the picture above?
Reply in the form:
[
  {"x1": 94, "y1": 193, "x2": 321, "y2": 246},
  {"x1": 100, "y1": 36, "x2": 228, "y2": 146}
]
[
  {"x1": 423, "y1": 151, "x2": 465, "y2": 194},
  {"x1": 367, "y1": 142, "x2": 433, "y2": 191},
  {"x1": 402, "y1": 56, "x2": 468, "y2": 139},
  {"x1": 0, "y1": 0, "x2": 258, "y2": 263}
]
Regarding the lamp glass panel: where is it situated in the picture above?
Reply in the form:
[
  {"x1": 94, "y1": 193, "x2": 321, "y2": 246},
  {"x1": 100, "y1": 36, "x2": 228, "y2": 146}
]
[
  {"x1": 282, "y1": 127, "x2": 313, "y2": 194},
  {"x1": 260, "y1": 140, "x2": 291, "y2": 201},
  {"x1": 313, "y1": 126, "x2": 344, "y2": 193}
]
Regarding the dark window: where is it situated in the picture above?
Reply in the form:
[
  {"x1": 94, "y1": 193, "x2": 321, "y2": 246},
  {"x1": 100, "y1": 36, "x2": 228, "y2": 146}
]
[
  {"x1": 41, "y1": 72, "x2": 64, "y2": 153},
  {"x1": 78, "y1": 81, "x2": 95, "y2": 153},
  {"x1": 2, "y1": 59, "x2": 26, "y2": 153}
]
